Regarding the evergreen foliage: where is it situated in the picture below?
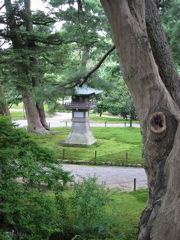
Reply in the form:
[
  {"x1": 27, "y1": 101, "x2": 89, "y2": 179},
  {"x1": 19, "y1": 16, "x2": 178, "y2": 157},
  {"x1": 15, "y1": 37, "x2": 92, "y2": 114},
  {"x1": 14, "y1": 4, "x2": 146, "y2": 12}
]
[
  {"x1": 0, "y1": 116, "x2": 71, "y2": 239},
  {"x1": 161, "y1": 0, "x2": 180, "y2": 65},
  {"x1": 94, "y1": 62, "x2": 137, "y2": 119},
  {"x1": 0, "y1": 117, "x2": 128, "y2": 239}
]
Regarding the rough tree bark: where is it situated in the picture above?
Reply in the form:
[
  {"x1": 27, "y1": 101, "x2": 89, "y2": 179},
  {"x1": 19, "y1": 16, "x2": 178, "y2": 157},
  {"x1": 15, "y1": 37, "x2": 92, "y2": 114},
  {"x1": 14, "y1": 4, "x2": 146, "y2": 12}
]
[
  {"x1": 22, "y1": 88, "x2": 49, "y2": 133},
  {"x1": 145, "y1": 0, "x2": 180, "y2": 107},
  {"x1": 0, "y1": 85, "x2": 10, "y2": 116},
  {"x1": 79, "y1": 45, "x2": 115, "y2": 86},
  {"x1": 32, "y1": 77, "x2": 50, "y2": 130},
  {"x1": 101, "y1": 0, "x2": 180, "y2": 239}
]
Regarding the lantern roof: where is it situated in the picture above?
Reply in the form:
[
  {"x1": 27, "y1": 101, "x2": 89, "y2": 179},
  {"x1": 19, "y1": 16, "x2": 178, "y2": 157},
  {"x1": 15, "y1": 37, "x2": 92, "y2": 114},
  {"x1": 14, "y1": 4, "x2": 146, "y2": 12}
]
[{"x1": 74, "y1": 85, "x2": 103, "y2": 95}]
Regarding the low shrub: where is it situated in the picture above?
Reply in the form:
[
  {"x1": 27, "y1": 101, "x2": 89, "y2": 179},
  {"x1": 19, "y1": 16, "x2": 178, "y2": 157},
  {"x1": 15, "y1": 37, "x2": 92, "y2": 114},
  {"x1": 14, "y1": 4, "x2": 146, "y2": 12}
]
[
  {"x1": 54, "y1": 177, "x2": 126, "y2": 240},
  {"x1": 0, "y1": 116, "x2": 71, "y2": 239}
]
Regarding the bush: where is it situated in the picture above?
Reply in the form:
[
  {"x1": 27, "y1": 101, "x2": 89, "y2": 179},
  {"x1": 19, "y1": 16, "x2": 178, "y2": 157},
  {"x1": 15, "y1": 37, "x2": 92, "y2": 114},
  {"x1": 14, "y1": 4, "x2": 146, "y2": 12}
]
[
  {"x1": 0, "y1": 116, "x2": 72, "y2": 239},
  {"x1": 54, "y1": 177, "x2": 126, "y2": 240}
]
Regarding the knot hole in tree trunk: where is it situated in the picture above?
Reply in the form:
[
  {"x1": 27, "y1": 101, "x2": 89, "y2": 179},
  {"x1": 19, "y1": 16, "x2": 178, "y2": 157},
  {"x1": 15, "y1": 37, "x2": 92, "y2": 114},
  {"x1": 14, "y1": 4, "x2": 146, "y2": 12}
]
[{"x1": 149, "y1": 112, "x2": 166, "y2": 133}]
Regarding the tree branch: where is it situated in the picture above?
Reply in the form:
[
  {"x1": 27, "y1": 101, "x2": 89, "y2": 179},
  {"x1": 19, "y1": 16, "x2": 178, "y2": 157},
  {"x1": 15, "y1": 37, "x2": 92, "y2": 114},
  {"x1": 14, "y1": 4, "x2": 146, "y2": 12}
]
[
  {"x1": 79, "y1": 45, "x2": 115, "y2": 86},
  {"x1": 0, "y1": 4, "x2": 5, "y2": 11},
  {"x1": 52, "y1": 45, "x2": 116, "y2": 90},
  {"x1": 43, "y1": 55, "x2": 57, "y2": 67},
  {"x1": 32, "y1": 20, "x2": 56, "y2": 26},
  {"x1": 8, "y1": 94, "x2": 21, "y2": 109}
]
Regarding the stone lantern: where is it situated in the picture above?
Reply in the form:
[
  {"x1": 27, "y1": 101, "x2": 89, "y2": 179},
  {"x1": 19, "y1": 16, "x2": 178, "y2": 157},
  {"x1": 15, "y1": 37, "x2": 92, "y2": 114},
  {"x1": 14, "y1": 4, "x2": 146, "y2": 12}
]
[{"x1": 64, "y1": 85, "x2": 102, "y2": 145}]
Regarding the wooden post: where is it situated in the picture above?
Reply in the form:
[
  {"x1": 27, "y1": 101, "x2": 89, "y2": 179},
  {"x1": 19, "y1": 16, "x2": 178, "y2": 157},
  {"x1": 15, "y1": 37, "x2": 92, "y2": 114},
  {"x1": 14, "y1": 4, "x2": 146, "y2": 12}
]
[
  {"x1": 134, "y1": 178, "x2": 137, "y2": 192},
  {"x1": 124, "y1": 122, "x2": 126, "y2": 127},
  {"x1": 49, "y1": 122, "x2": 50, "y2": 128},
  {"x1": 105, "y1": 122, "x2": 107, "y2": 127},
  {"x1": 22, "y1": 103, "x2": 25, "y2": 119},
  {"x1": 95, "y1": 150, "x2": 97, "y2": 160},
  {"x1": 130, "y1": 118, "x2": 132, "y2": 128},
  {"x1": 62, "y1": 149, "x2": 65, "y2": 160},
  {"x1": 125, "y1": 152, "x2": 128, "y2": 165},
  {"x1": 66, "y1": 121, "x2": 67, "y2": 127}
]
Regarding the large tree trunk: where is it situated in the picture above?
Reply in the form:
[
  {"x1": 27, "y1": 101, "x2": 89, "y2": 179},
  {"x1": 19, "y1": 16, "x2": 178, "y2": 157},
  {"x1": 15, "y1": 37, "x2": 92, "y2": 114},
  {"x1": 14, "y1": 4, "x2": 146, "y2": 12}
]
[
  {"x1": 22, "y1": 88, "x2": 49, "y2": 134},
  {"x1": 0, "y1": 85, "x2": 10, "y2": 116},
  {"x1": 36, "y1": 102, "x2": 50, "y2": 130},
  {"x1": 32, "y1": 77, "x2": 50, "y2": 130},
  {"x1": 21, "y1": 69, "x2": 50, "y2": 133},
  {"x1": 101, "y1": 0, "x2": 180, "y2": 239}
]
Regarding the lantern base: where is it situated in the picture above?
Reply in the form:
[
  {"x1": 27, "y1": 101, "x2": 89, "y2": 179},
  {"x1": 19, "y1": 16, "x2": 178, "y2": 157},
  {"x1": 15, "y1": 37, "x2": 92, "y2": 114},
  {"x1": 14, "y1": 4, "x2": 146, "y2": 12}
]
[{"x1": 66, "y1": 118, "x2": 96, "y2": 146}]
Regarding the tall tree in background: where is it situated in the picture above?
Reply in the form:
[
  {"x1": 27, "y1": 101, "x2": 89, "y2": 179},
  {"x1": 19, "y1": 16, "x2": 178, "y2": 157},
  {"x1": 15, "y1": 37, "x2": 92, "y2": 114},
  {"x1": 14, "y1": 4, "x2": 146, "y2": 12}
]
[
  {"x1": 1, "y1": 0, "x2": 70, "y2": 133},
  {"x1": 159, "y1": 0, "x2": 180, "y2": 66},
  {"x1": 101, "y1": 0, "x2": 180, "y2": 239},
  {"x1": 51, "y1": 0, "x2": 112, "y2": 76},
  {"x1": 23, "y1": 0, "x2": 50, "y2": 131},
  {"x1": 95, "y1": 62, "x2": 137, "y2": 122},
  {"x1": 1, "y1": 0, "x2": 114, "y2": 125},
  {"x1": 2, "y1": 0, "x2": 51, "y2": 133},
  {"x1": 145, "y1": 0, "x2": 180, "y2": 106}
]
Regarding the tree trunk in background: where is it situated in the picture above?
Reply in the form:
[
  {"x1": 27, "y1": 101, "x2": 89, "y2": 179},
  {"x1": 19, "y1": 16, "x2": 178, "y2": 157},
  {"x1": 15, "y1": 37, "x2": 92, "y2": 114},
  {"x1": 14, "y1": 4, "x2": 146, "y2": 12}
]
[
  {"x1": 22, "y1": 88, "x2": 49, "y2": 134},
  {"x1": 129, "y1": 117, "x2": 132, "y2": 128},
  {"x1": 32, "y1": 76, "x2": 50, "y2": 130},
  {"x1": 21, "y1": 71, "x2": 50, "y2": 133},
  {"x1": 0, "y1": 85, "x2": 10, "y2": 116},
  {"x1": 36, "y1": 102, "x2": 50, "y2": 130},
  {"x1": 101, "y1": 0, "x2": 180, "y2": 239}
]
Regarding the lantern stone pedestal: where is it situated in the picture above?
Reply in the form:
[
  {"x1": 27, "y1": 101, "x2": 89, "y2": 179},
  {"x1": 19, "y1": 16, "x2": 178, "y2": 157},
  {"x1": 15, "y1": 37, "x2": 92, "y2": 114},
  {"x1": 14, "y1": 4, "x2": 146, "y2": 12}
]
[
  {"x1": 67, "y1": 111, "x2": 96, "y2": 145},
  {"x1": 64, "y1": 85, "x2": 102, "y2": 146}
]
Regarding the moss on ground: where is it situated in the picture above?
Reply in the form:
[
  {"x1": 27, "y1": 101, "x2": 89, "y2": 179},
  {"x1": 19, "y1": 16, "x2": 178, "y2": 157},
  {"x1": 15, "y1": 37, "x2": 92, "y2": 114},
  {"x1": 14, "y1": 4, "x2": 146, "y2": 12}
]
[{"x1": 29, "y1": 127, "x2": 143, "y2": 165}]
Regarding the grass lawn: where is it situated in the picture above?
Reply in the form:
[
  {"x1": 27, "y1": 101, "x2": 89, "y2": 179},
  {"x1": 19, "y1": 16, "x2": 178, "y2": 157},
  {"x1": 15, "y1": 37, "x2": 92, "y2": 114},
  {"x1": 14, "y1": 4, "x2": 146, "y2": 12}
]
[
  {"x1": 112, "y1": 189, "x2": 147, "y2": 239},
  {"x1": 10, "y1": 110, "x2": 53, "y2": 120},
  {"x1": 30, "y1": 127, "x2": 143, "y2": 165},
  {"x1": 10, "y1": 102, "x2": 49, "y2": 110},
  {"x1": 69, "y1": 188, "x2": 147, "y2": 240},
  {"x1": 10, "y1": 102, "x2": 24, "y2": 109},
  {"x1": 10, "y1": 110, "x2": 26, "y2": 120}
]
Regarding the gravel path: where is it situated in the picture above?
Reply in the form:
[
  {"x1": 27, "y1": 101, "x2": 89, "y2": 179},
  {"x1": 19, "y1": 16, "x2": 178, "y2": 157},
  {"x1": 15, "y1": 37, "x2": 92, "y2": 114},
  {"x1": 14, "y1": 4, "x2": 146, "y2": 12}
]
[
  {"x1": 13, "y1": 119, "x2": 140, "y2": 128},
  {"x1": 13, "y1": 113, "x2": 140, "y2": 128},
  {"x1": 62, "y1": 164, "x2": 147, "y2": 191}
]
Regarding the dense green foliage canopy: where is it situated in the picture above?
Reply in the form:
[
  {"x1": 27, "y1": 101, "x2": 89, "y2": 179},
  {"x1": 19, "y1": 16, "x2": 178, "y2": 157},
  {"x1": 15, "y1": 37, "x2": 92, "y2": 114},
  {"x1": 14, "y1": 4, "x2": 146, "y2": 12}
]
[{"x1": 0, "y1": 0, "x2": 179, "y2": 117}]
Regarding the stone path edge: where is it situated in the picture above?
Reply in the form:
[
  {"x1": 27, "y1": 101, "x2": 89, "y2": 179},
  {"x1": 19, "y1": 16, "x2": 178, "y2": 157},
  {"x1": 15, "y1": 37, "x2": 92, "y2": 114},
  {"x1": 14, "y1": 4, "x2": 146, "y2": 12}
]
[{"x1": 61, "y1": 159, "x2": 143, "y2": 168}]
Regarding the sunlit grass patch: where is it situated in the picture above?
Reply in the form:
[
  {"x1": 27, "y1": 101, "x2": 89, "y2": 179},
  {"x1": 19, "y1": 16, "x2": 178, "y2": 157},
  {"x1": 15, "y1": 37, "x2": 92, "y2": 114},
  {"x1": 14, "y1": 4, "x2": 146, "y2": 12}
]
[
  {"x1": 29, "y1": 127, "x2": 143, "y2": 165},
  {"x1": 10, "y1": 110, "x2": 26, "y2": 120}
]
